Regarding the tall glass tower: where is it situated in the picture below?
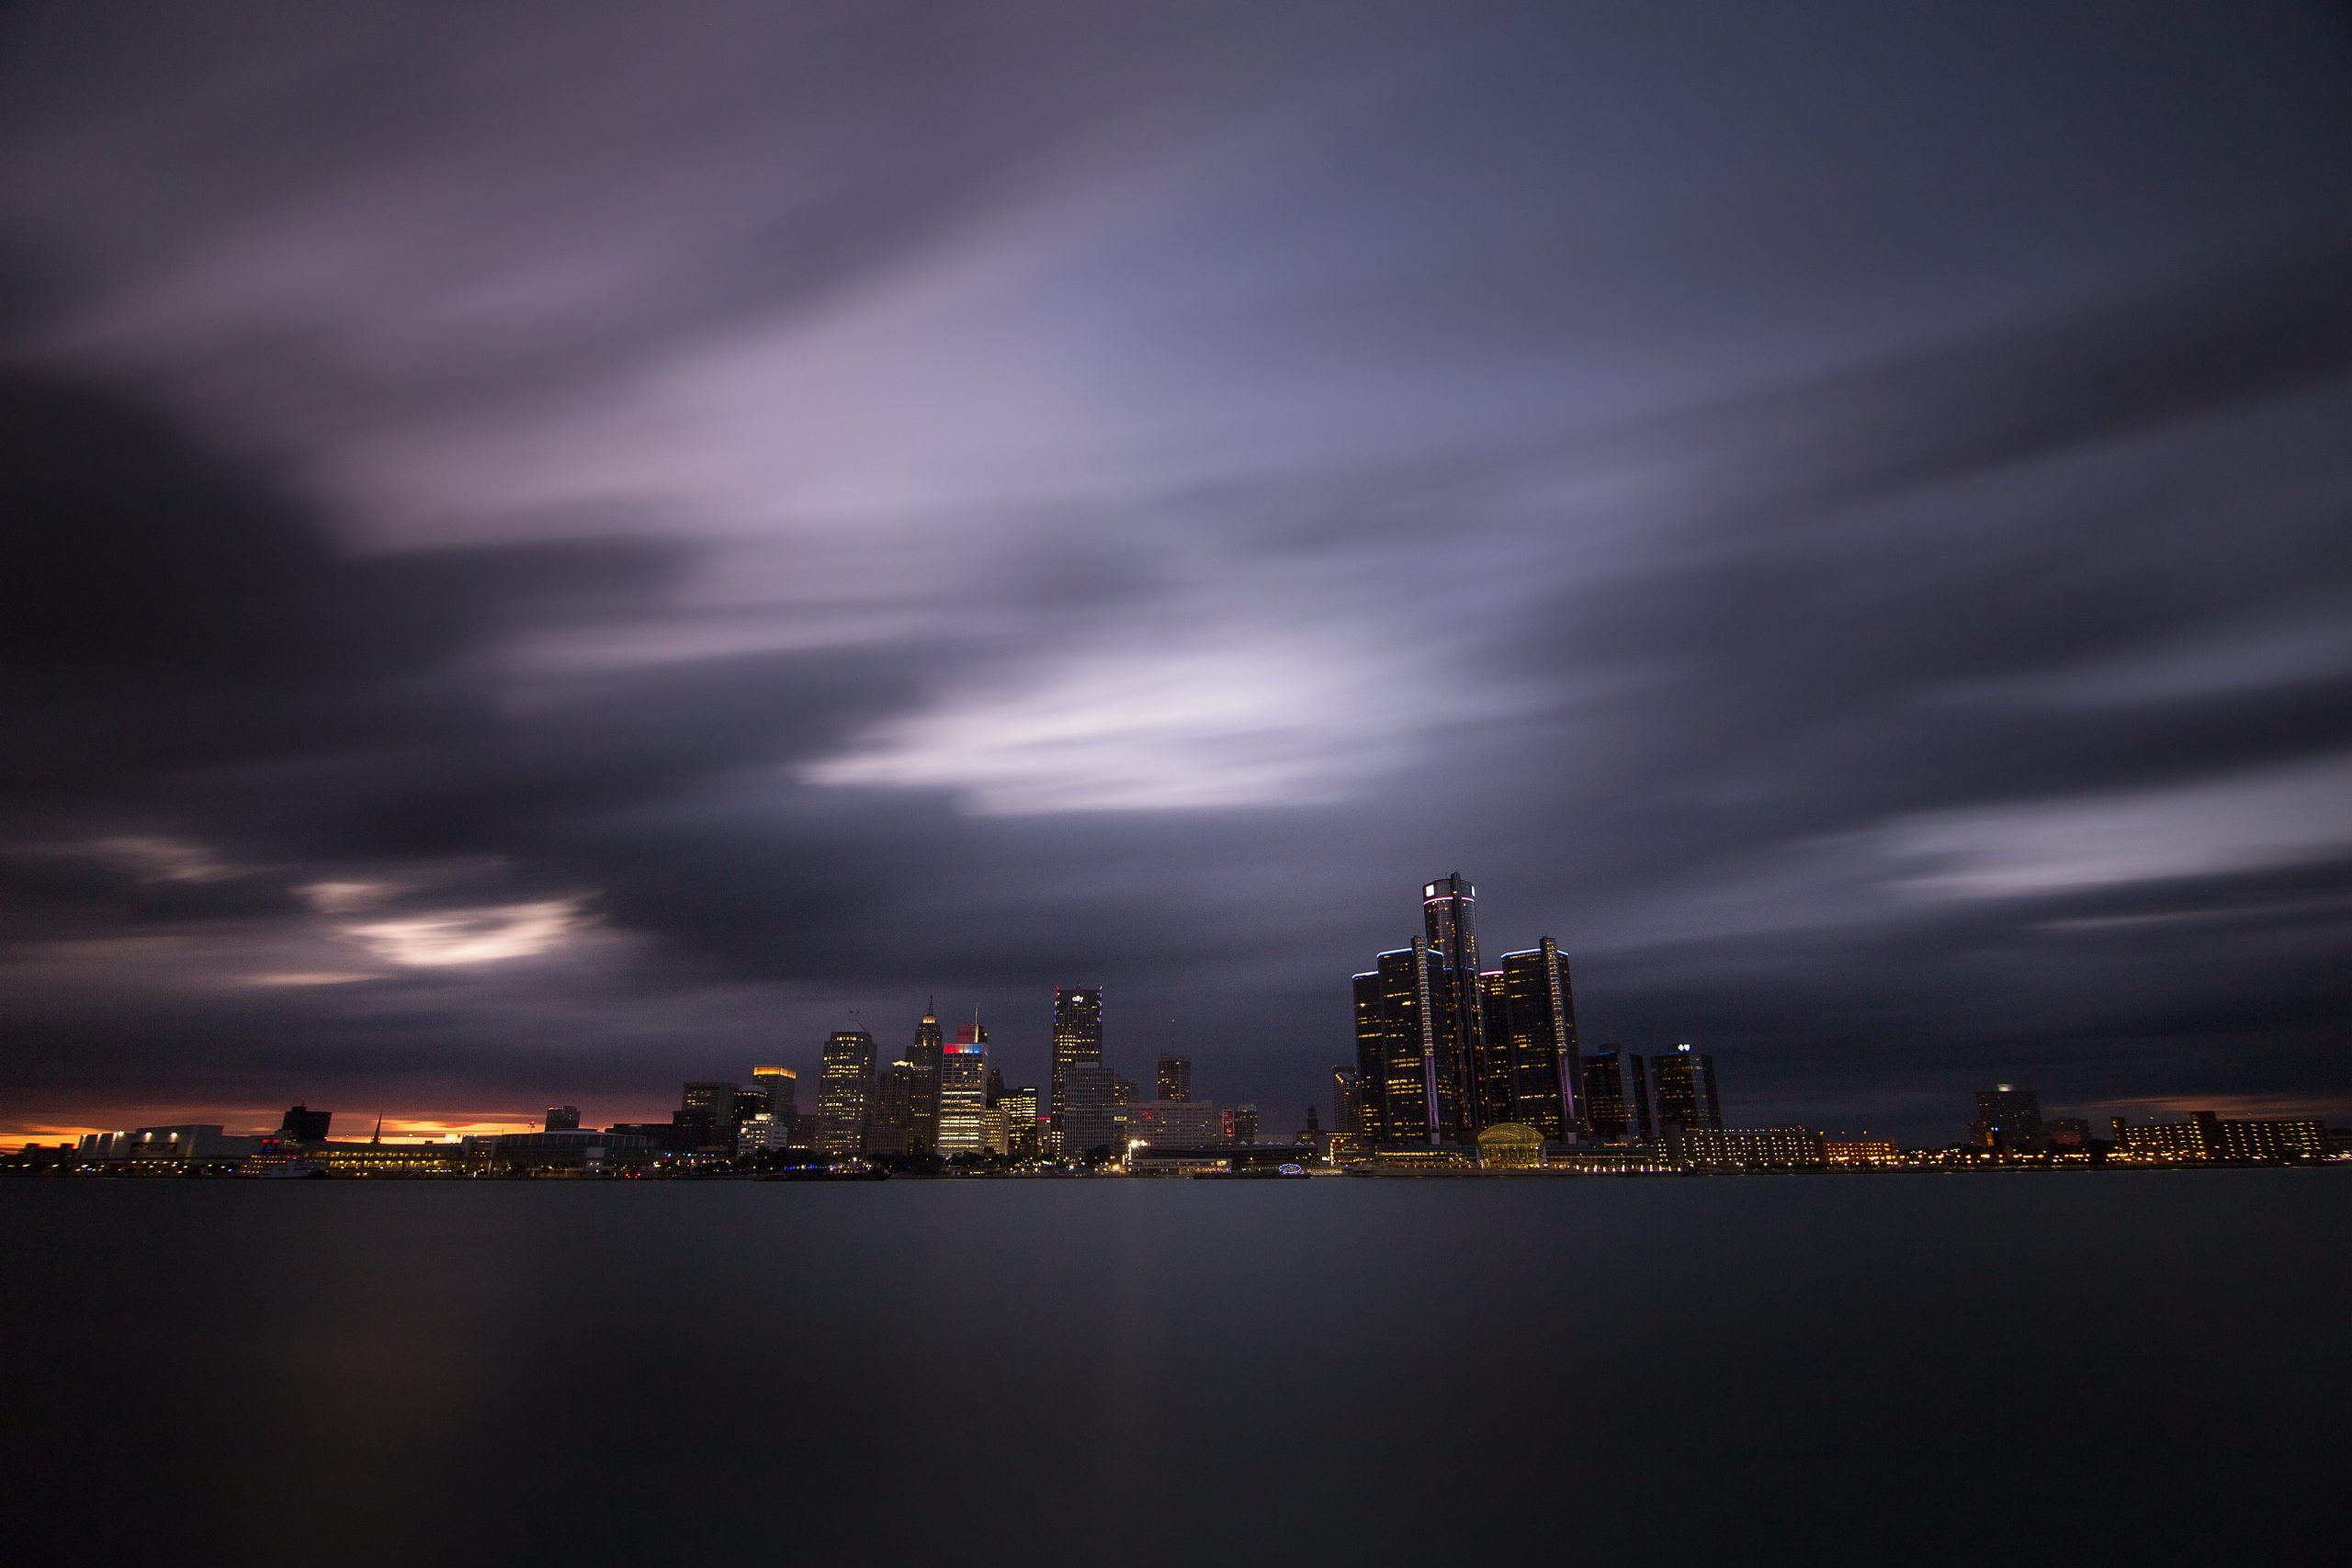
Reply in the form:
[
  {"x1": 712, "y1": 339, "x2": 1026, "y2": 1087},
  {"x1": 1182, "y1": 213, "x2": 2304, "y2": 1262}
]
[
  {"x1": 1421, "y1": 873, "x2": 1492, "y2": 1132},
  {"x1": 1351, "y1": 937, "x2": 1464, "y2": 1145},
  {"x1": 814, "y1": 1031, "x2": 876, "y2": 1155},
  {"x1": 1420, "y1": 872, "x2": 1479, "y2": 969},
  {"x1": 1498, "y1": 938, "x2": 1581, "y2": 1139},
  {"x1": 1047, "y1": 987, "x2": 1103, "y2": 1150},
  {"x1": 909, "y1": 1001, "x2": 944, "y2": 1152},
  {"x1": 1650, "y1": 1043, "x2": 1723, "y2": 1135}
]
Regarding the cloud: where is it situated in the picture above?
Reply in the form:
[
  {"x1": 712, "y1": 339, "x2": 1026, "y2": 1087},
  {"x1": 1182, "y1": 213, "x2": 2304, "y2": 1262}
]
[
  {"x1": 1, "y1": 4, "x2": 2348, "y2": 1140},
  {"x1": 342, "y1": 898, "x2": 589, "y2": 966},
  {"x1": 1883, "y1": 753, "x2": 2352, "y2": 901}
]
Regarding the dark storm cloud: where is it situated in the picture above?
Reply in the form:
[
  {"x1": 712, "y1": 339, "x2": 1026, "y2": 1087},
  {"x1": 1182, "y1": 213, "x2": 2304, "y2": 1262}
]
[{"x1": 1, "y1": 1, "x2": 2349, "y2": 1138}]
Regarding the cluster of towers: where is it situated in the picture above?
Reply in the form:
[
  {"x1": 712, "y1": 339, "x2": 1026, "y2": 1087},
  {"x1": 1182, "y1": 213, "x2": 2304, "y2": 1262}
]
[
  {"x1": 808, "y1": 987, "x2": 1261, "y2": 1164},
  {"x1": 1343, "y1": 873, "x2": 1723, "y2": 1149},
  {"x1": 811, "y1": 1000, "x2": 1037, "y2": 1159}
]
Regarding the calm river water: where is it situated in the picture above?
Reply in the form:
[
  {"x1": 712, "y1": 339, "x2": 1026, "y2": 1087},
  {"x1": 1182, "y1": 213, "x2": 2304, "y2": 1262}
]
[{"x1": 3, "y1": 1171, "x2": 2342, "y2": 1563}]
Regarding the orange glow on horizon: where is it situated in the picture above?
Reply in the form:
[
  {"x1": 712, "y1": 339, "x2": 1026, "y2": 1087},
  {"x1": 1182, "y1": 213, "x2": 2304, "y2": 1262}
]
[
  {"x1": 2095, "y1": 1092, "x2": 2351, "y2": 1122},
  {"x1": 0, "y1": 1107, "x2": 629, "y2": 1145}
]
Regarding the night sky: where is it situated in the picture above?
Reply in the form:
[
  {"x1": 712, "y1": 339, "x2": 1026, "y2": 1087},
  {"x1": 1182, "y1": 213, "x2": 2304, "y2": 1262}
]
[{"x1": 4, "y1": 2, "x2": 2349, "y2": 1143}]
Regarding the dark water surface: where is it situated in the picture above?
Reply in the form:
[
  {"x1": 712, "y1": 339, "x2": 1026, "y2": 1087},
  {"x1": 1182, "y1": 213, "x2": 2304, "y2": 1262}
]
[{"x1": 4, "y1": 1173, "x2": 2344, "y2": 1563}]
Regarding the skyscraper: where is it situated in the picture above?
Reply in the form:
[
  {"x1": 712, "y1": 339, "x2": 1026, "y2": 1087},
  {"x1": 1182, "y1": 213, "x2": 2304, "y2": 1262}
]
[
  {"x1": 752, "y1": 1065, "x2": 797, "y2": 1144},
  {"x1": 1624, "y1": 1052, "x2": 1653, "y2": 1143},
  {"x1": 1475, "y1": 969, "x2": 1516, "y2": 1134},
  {"x1": 1420, "y1": 872, "x2": 1478, "y2": 971},
  {"x1": 1649, "y1": 1044, "x2": 1723, "y2": 1136},
  {"x1": 1057, "y1": 1061, "x2": 1120, "y2": 1161},
  {"x1": 1972, "y1": 1085, "x2": 2045, "y2": 1153},
  {"x1": 1498, "y1": 938, "x2": 1581, "y2": 1139},
  {"x1": 815, "y1": 1032, "x2": 876, "y2": 1155},
  {"x1": 1156, "y1": 1054, "x2": 1193, "y2": 1103},
  {"x1": 752, "y1": 1065, "x2": 797, "y2": 1122},
  {"x1": 999, "y1": 1084, "x2": 1041, "y2": 1158},
  {"x1": 866, "y1": 1060, "x2": 918, "y2": 1156},
  {"x1": 544, "y1": 1105, "x2": 581, "y2": 1133},
  {"x1": 908, "y1": 1002, "x2": 944, "y2": 1153},
  {"x1": 1330, "y1": 1066, "x2": 1363, "y2": 1134},
  {"x1": 680, "y1": 1081, "x2": 741, "y2": 1150},
  {"x1": 1047, "y1": 986, "x2": 1103, "y2": 1151},
  {"x1": 1422, "y1": 874, "x2": 1493, "y2": 1130},
  {"x1": 1351, "y1": 938, "x2": 1464, "y2": 1145},
  {"x1": 1579, "y1": 1050, "x2": 1630, "y2": 1141},
  {"x1": 937, "y1": 1034, "x2": 989, "y2": 1157}
]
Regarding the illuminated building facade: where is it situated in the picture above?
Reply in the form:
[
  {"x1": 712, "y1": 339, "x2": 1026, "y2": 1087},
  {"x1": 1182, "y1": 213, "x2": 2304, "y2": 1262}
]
[
  {"x1": 937, "y1": 1039, "x2": 989, "y2": 1156},
  {"x1": 1476, "y1": 1122, "x2": 1544, "y2": 1169},
  {"x1": 1649, "y1": 1044, "x2": 1723, "y2": 1136},
  {"x1": 736, "y1": 1113, "x2": 788, "y2": 1154},
  {"x1": 1497, "y1": 939, "x2": 1581, "y2": 1139},
  {"x1": 2109, "y1": 1117, "x2": 2207, "y2": 1160},
  {"x1": 2211, "y1": 1117, "x2": 2327, "y2": 1161},
  {"x1": 310, "y1": 1142, "x2": 469, "y2": 1176},
  {"x1": 752, "y1": 1065, "x2": 797, "y2": 1126},
  {"x1": 1156, "y1": 1054, "x2": 1192, "y2": 1102},
  {"x1": 998, "y1": 1084, "x2": 1041, "y2": 1157},
  {"x1": 1354, "y1": 876, "x2": 1586, "y2": 1145},
  {"x1": 814, "y1": 1031, "x2": 876, "y2": 1155},
  {"x1": 1351, "y1": 938, "x2": 1464, "y2": 1145},
  {"x1": 1422, "y1": 874, "x2": 1496, "y2": 1128},
  {"x1": 1476, "y1": 969, "x2": 1514, "y2": 1135},
  {"x1": 1673, "y1": 1125, "x2": 1825, "y2": 1169},
  {"x1": 2110, "y1": 1112, "x2": 2329, "y2": 1163},
  {"x1": 1228, "y1": 1103, "x2": 1260, "y2": 1144},
  {"x1": 1824, "y1": 1138, "x2": 1902, "y2": 1167},
  {"x1": 1048, "y1": 987, "x2": 1103, "y2": 1152}
]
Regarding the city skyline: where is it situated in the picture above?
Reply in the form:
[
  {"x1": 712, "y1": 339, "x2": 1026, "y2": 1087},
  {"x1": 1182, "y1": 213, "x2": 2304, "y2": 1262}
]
[
  {"x1": 6, "y1": 861, "x2": 2346, "y2": 1144},
  {"x1": 5, "y1": 4, "x2": 2351, "y2": 1147}
]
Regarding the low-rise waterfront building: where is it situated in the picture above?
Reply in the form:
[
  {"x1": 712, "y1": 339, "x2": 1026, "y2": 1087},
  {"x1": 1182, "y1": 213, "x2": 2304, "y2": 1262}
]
[
  {"x1": 1475, "y1": 1122, "x2": 1544, "y2": 1169},
  {"x1": 75, "y1": 1125, "x2": 262, "y2": 1167},
  {"x1": 2109, "y1": 1112, "x2": 2329, "y2": 1164},
  {"x1": 1825, "y1": 1138, "x2": 1902, "y2": 1168},
  {"x1": 1672, "y1": 1125, "x2": 1826, "y2": 1170}
]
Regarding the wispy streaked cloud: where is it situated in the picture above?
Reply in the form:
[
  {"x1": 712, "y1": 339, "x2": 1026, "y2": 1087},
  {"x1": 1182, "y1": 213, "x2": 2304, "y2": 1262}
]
[{"x1": 1, "y1": 1, "x2": 2347, "y2": 1139}]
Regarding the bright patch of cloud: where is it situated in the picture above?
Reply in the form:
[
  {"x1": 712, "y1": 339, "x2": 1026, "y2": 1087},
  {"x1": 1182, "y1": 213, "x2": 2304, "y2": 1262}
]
[
  {"x1": 91, "y1": 836, "x2": 237, "y2": 884},
  {"x1": 1883, "y1": 753, "x2": 2352, "y2": 899},
  {"x1": 300, "y1": 880, "x2": 399, "y2": 914},
  {"x1": 342, "y1": 899, "x2": 588, "y2": 965},
  {"x1": 803, "y1": 641, "x2": 1417, "y2": 814},
  {"x1": 241, "y1": 971, "x2": 378, "y2": 987}
]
